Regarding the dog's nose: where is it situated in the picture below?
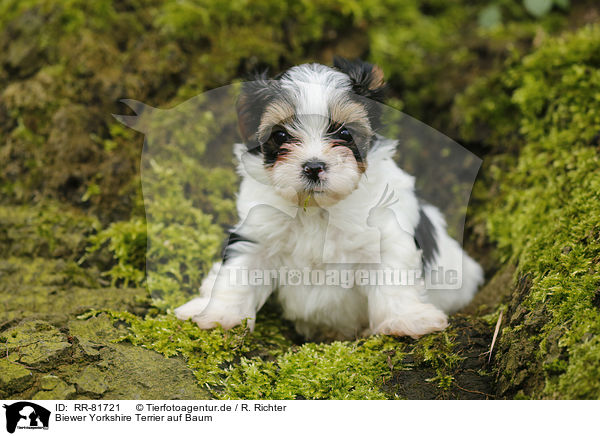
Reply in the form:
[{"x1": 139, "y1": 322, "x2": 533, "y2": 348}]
[{"x1": 302, "y1": 160, "x2": 326, "y2": 182}]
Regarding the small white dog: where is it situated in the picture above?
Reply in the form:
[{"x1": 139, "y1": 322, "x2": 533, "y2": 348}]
[{"x1": 175, "y1": 58, "x2": 483, "y2": 340}]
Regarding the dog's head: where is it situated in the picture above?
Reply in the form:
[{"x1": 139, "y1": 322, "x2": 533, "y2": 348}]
[{"x1": 237, "y1": 58, "x2": 386, "y2": 207}]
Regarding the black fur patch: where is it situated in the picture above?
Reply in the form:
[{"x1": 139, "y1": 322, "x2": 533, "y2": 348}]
[
  {"x1": 262, "y1": 136, "x2": 285, "y2": 166},
  {"x1": 333, "y1": 57, "x2": 387, "y2": 130},
  {"x1": 332, "y1": 57, "x2": 387, "y2": 102},
  {"x1": 414, "y1": 206, "x2": 439, "y2": 267},
  {"x1": 261, "y1": 119, "x2": 298, "y2": 167},
  {"x1": 236, "y1": 70, "x2": 283, "y2": 154},
  {"x1": 262, "y1": 140, "x2": 280, "y2": 166},
  {"x1": 222, "y1": 231, "x2": 254, "y2": 263}
]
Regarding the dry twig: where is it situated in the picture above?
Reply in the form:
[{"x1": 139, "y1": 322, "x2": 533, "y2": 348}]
[{"x1": 488, "y1": 310, "x2": 503, "y2": 363}]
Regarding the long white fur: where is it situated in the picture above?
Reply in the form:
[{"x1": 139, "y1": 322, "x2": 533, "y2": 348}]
[{"x1": 175, "y1": 63, "x2": 484, "y2": 339}]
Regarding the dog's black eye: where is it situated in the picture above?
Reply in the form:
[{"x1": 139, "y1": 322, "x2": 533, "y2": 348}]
[
  {"x1": 271, "y1": 129, "x2": 290, "y2": 146},
  {"x1": 337, "y1": 127, "x2": 353, "y2": 142}
]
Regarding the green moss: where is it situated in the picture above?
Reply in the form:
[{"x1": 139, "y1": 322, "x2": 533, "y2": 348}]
[
  {"x1": 2, "y1": 314, "x2": 212, "y2": 400},
  {"x1": 71, "y1": 367, "x2": 110, "y2": 396},
  {"x1": 0, "y1": 360, "x2": 34, "y2": 394},
  {"x1": 223, "y1": 336, "x2": 406, "y2": 400},
  {"x1": 87, "y1": 115, "x2": 234, "y2": 308},
  {"x1": 64, "y1": 313, "x2": 211, "y2": 399},
  {"x1": 103, "y1": 308, "x2": 292, "y2": 391},
  {"x1": 1, "y1": 321, "x2": 71, "y2": 369},
  {"x1": 100, "y1": 308, "x2": 495, "y2": 399},
  {"x1": 0, "y1": 203, "x2": 99, "y2": 260},
  {"x1": 412, "y1": 331, "x2": 463, "y2": 390},
  {"x1": 464, "y1": 24, "x2": 600, "y2": 398},
  {"x1": 0, "y1": 255, "x2": 149, "y2": 326},
  {"x1": 87, "y1": 218, "x2": 147, "y2": 287},
  {"x1": 106, "y1": 308, "x2": 408, "y2": 399},
  {"x1": 33, "y1": 376, "x2": 76, "y2": 400},
  {"x1": 369, "y1": 0, "x2": 568, "y2": 132}
]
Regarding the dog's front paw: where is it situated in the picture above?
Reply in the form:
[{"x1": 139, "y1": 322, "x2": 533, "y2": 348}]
[
  {"x1": 174, "y1": 297, "x2": 211, "y2": 321},
  {"x1": 191, "y1": 310, "x2": 254, "y2": 331},
  {"x1": 371, "y1": 304, "x2": 448, "y2": 339},
  {"x1": 175, "y1": 297, "x2": 255, "y2": 331}
]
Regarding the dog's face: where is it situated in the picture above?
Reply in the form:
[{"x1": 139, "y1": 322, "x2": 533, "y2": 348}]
[{"x1": 237, "y1": 58, "x2": 386, "y2": 206}]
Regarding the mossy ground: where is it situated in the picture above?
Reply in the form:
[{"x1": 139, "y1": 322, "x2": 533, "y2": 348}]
[
  {"x1": 460, "y1": 24, "x2": 600, "y2": 399},
  {"x1": 1, "y1": 0, "x2": 599, "y2": 399},
  {"x1": 1, "y1": 200, "x2": 493, "y2": 400}
]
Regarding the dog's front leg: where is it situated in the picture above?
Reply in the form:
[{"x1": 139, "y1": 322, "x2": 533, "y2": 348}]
[
  {"x1": 175, "y1": 253, "x2": 275, "y2": 331},
  {"x1": 364, "y1": 198, "x2": 448, "y2": 338}
]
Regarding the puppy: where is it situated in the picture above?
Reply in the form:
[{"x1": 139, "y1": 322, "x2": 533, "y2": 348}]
[{"x1": 175, "y1": 58, "x2": 483, "y2": 340}]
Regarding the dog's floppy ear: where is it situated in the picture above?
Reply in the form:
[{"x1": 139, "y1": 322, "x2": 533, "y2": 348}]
[
  {"x1": 333, "y1": 57, "x2": 387, "y2": 102},
  {"x1": 334, "y1": 57, "x2": 387, "y2": 130},
  {"x1": 333, "y1": 56, "x2": 386, "y2": 102},
  {"x1": 237, "y1": 70, "x2": 280, "y2": 148}
]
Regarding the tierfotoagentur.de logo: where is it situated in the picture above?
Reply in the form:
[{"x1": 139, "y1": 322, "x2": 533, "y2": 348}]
[{"x1": 2, "y1": 402, "x2": 50, "y2": 434}]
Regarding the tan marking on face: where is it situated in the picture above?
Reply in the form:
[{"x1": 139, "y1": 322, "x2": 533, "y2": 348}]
[
  {"x1": 329, "y1": 100, "x2": 373, "y2": 136},
  {"x1": 258, "y1": 100, "x2": 295, "y2": 139}
]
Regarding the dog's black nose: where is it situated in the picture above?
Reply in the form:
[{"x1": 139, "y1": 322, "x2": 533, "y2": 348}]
[{"x1": 302, "y1": 160, "x2": 326, "y2": 181}]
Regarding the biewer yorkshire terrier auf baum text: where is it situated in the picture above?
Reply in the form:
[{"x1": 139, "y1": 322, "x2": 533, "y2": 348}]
[{"x1": 175, "y1": 58, "x2": 483, "y2": 340}]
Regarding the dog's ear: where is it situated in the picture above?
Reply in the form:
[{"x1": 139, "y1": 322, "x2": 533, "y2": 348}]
[
  {"x1": 333, "y1": 57, "x2": 387, "y2": 102},
  {"x1": 237, "y1": 70, "x2": 279, "y2": 147}
]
